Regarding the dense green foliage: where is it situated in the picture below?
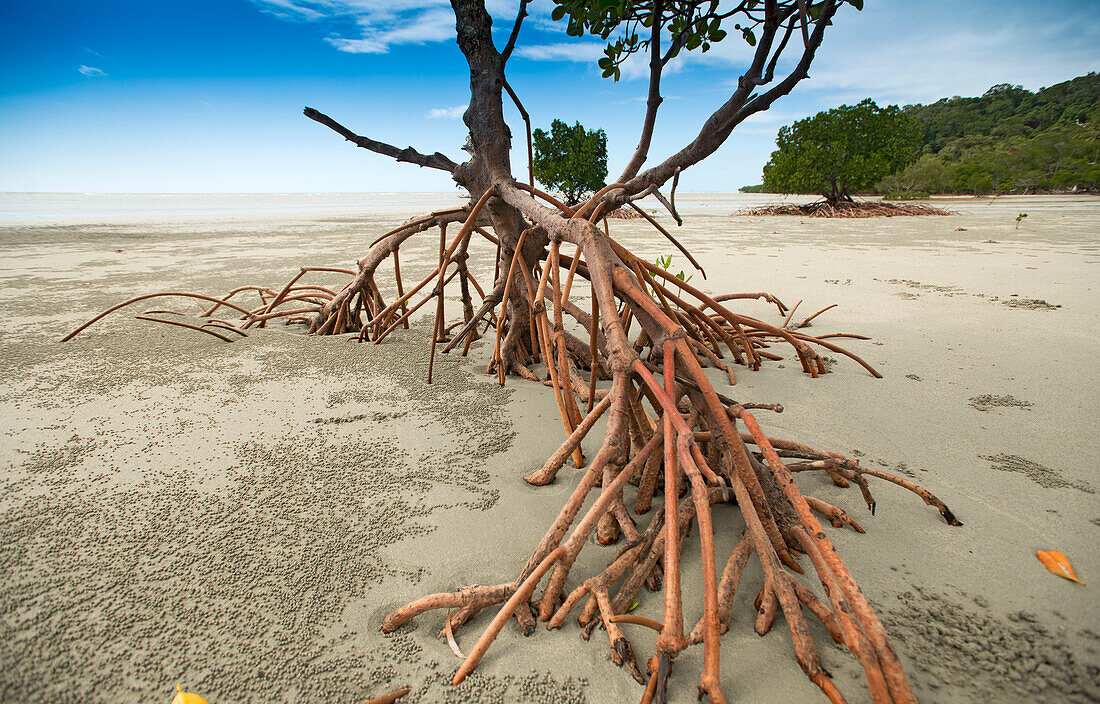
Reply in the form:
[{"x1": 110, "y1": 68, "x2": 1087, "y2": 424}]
[
  {"x1": 906, "y1": 74, "x2": 1100, "y2": 153},
  {"x1": 751, "y1": 73, "x2": 1100, "y2": 197},
  {"x1": 532, "y1": 119, "x2": 608, "y2": 205},
  {"x1": 761, "y1": 99, "x2": 922, "y2": 203},
  {"x1": 877, "y1": 119, "x2": 1100, "y2": 196},
  {"x1": 878, "y1": 73, "x2": 1100, "y2": 195}
]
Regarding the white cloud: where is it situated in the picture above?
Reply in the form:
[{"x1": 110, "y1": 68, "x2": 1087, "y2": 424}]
[
  {"x1": 701, "y1": 1, "x2": 1099, "y2": 107},
  {"x1": 806, "y1": 13, "x2": 1100, "y2": 106},
  {"x1": 427, "y1": 105, "x2": 467, "y2": 119},
  {"x1": 514, "y1": 42, "x2": 605, "y2": 63},
  {"x1": 741, "y1": 109, "x2": 807, "y2": 125},
  {"x1": 327, "y1": 6, "x2": 456, "y2": 53},
  {"x1": 78, "y1": 65, "x2": 107, "y2": 78},
  {"x1": 250, "y1": 0, "x2": 520, "y2": 54}
]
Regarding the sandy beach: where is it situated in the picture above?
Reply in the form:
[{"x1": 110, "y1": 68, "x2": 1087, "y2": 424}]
[{"x1": 1, "y1": 192, "x2": 1097, "y2": 703}]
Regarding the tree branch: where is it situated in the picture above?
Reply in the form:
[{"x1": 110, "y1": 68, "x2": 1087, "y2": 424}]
[
  {"x1": 500, "y1": 0, "x2": 530, "y2": 64},
  {"x1": 730, "y1": 2, "x2": 836, "y2": 124},
  {"x1": 617, "y1": 0, "x2": 665, "y2": 182},
  {"x1": 610, "y1": 0, "x2": 837, "y2": 200},
  {"x1": 304, "y1": 107, "x2": 458, "y2": 173},
  {"x1": 764, "y1": 15, "x2": 797, "y2": 82},
  {"x1": 502, "y1": 80, "x2": 534, "y2": 187}
]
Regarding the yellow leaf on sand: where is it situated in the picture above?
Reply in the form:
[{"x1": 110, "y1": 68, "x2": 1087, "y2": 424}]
[
  {"x1": 1037, "y1": 550, "x2": 1085, "y2": 585},
  {"x1": 172, "y1": 683, "x2": 209, "y2": 704}
]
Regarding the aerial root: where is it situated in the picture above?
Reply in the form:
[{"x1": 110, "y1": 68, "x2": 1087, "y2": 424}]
[
  {"x1": 451, "y1": 546, "x2": 567, "y2": 685},
  {"x1": 361, "y1": 685, "x2": 410, "y2": 704},
  {"x1": 66, "y1": 200, "x2": 956, "y2": 704},
  {"x1": 384, "y1": 365, "x2": 954, "y2": 702},
  {"x1": 738, "y1": 200, "x2": 954, "y2": 218},
  {"x1": 60, "y1": 291, "x2": 255, "y2": 342},
  {"x1": 62, "y1": 200, "x2": 877, "y2": 389},
  {"x1": 134, "y1": 314, "x2": 238, "y2": 342},
  {"x1": 805, "y1": 495, "x2": 866, "y2": 533}
]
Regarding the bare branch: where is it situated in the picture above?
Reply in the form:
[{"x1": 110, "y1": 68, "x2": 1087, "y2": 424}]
[
  {"x1": 731, "y1": 2, "x2": 837, "y2": 124},
  {"x1": 617, "y1": 0, "x2": 665, "y2": 182},
  {"x1": 765, "y1": 15, "x2": 797, "y2": 82},
  {"x1": 502, "y1": 80, "x2": 534, "y2": 187},
  {"x1": 304, "y1": 107, "x2": 458, "y2": 173},
  {"x1": 651, "y1": 173, "x2": 682, "y2": 226},
  {"x1": 796, "y1": 0, "x2": 811, "y2": 46},
  {"x1": 500, "y1": 0, "x2": 530, "y2": 64},
  {"x1": 610, "y1": 0, "x2": 836, "y2": 199}
]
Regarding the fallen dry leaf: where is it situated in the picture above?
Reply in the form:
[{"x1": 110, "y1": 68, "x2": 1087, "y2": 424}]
[
  {"x1": 1037, "y1": 550, "x2": 1085, "y2": 585},
  {"x1": 444, "y1": 609, "x2": 466, "y2": 659}
]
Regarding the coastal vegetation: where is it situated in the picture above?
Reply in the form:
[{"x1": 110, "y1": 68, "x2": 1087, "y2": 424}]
[
  {"x1": 762, "y1": 99, "x2": 921, "y2": 205},
  {"x1": 745, "y1": 72, "x2": 1100, "y2": 198}
]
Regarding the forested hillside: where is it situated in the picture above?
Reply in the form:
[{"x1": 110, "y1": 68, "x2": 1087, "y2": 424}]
[
  {"x1": 745, "y1": 73, "x2": 1099, "y2": 196},
  {"x1": 878, "y1": 73, "x2": 1099, "y2": 195},
  {"x1": 907, "y1": 74, "x2": 1099, "y2": 152}
]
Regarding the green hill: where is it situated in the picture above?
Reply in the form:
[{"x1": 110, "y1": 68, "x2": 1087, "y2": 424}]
[
  {"x1": 906, "y1": 73, "x2": 1100, "y2": 154},
  {"x1": 880, "y1": 73, "x2": 1100, "y2": 195},
  {"x1": 744, "y1": 73, "x2": 1100, "y2": 196}
]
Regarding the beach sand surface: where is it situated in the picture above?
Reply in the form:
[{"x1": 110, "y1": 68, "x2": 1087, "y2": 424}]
[{"x1": 0, "y1": 192, "x2": 1097, "y2": 703}]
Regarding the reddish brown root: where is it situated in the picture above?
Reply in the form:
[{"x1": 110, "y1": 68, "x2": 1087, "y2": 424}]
[
  {"x1": 76, "y1": 195, "x2": 958, "y2": 704},
  {"x1": 739, "y1": 200, "x2": 955, "y2": 218},
  {"x1": 361, "y1": 685, "x2": 410, "y2": 704}
]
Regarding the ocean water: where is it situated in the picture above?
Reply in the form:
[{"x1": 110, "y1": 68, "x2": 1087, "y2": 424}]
[{"x1": 0, "y1": 192, "x2": 471, "y2": 226}]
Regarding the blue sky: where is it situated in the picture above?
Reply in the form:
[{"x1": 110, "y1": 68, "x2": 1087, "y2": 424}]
[{"x1": 1, "y1": 0, "x2": 1097, "y2": 193}]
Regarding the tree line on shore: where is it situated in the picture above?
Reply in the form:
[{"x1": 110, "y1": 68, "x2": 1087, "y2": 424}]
[{"x1": 742, "y1": 72, "x2": 1100, "y2": 198}]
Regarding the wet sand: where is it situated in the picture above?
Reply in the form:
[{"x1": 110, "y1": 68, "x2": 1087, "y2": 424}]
[{"x1": 1, "y1": 193, "x2": 1097, "y2": 703}]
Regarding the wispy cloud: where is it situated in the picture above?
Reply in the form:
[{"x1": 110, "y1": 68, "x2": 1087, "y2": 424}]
[
  {"x1": 78, "y1": 65, "x2": 107, "y2": 78},
  {"x1": 83, "y1": 47, "x2": 104, "y2": 58},
  {"x1": 427, "y1": 104, "x2": 466, "y2": 119},
  {"x1": 707, "y1": 1, "x2": 1100, "y2": 107},
  {"x1": 249, "y1": 0, "x2": 519, "y2": 54},
  {"x1": 513, "y1": 33, "x2": 686, "y2": 81},
  {"x1": 806, "y1": 13, "x2": 1100, "y2": 106},
  {"x1": 327, "y1": 7, "x2": 455, "y2": 53},
  {"x1": 513, "y1": 42, "x2": 604, "y2": 63},
  {"x1": 248, "y1": 0, "x2": 326, "y2": 21},
  {"x1": 741, "y1": 109, "x2": 808, "y2": 125}
]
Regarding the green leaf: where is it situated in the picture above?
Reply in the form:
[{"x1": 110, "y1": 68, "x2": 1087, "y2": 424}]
[
  {"x1": 742, "y1": 28, "x2": 756, "y2": 46},
  {"x1": 628, "y1": 601, "x2": 640, "y2": 612},
  {"x1": 551, "y1": 5, "x2": 567, "y2": 21},
  {"x1": 848, "y1": 0, "x2": 864, "y2": 9}
]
